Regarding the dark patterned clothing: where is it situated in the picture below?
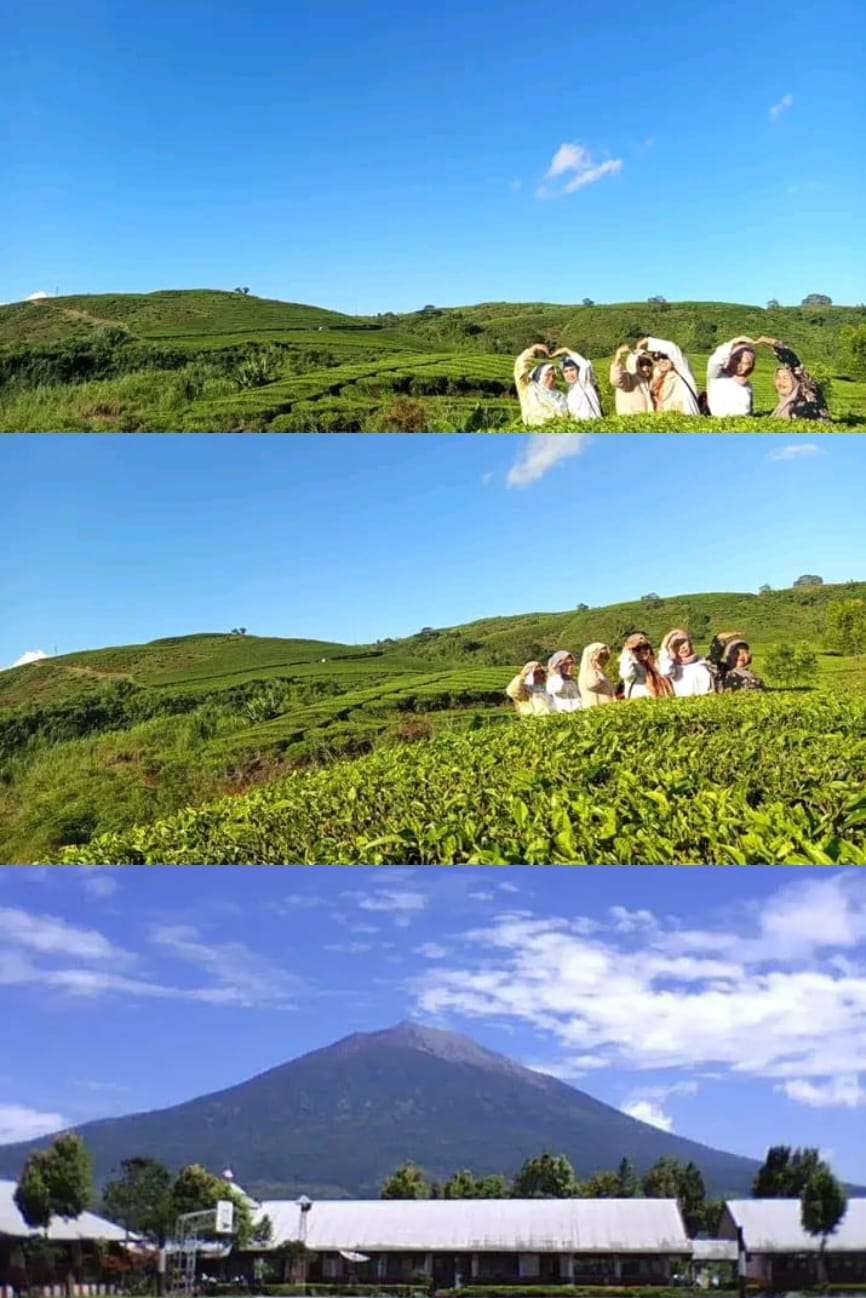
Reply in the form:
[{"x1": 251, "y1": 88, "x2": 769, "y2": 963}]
[
  {"x1": 772, "y1": 344, "x2": 831, "y2": 420},
  {"x1": 723, "y1": 667, "x2": 766, "y2": 691}
]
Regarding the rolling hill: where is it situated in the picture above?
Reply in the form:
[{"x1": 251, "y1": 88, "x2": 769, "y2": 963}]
[
  {"x1": 3, "y1": 581, "x2": 865, "y2": 863},
  {"x1": 1, "y1": 290, "x2": 863, "y2": 430},
  {"x1": 0, "y1": 1021, "x2": 768, "y2": 1199}
]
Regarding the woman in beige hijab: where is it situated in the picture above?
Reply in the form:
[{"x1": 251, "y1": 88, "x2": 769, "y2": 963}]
[
  {"x1": 505, "y1": 661, "x2": 553, "y2": 716},
  {"x1": 578, "y1": 642, "x2": 616, "y2": 706}
]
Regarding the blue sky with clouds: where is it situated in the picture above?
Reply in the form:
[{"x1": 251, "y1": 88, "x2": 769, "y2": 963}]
[
  {"x1": 3, "y1": 432, "x2": 865, "y2": 668},
  {"x1": 5, "y1": 0, "x2": 864, "y2": 312},
  {"x1": 0, "y1": 866, "x2": 861, "y2": 1183}
]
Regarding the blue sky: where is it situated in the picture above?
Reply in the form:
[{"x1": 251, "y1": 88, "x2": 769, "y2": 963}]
[
  {"x1": 2, "y1": 432, "x2": 865, "y2": 668},
  {"x1": 5, "y1": 0, "x2": 865, "y2": 312},
  {"x1": 0, "y1": 865, "x2": 861, "y2": 1183}
]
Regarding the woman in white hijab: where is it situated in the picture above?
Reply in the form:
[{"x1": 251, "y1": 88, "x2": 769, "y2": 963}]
[
  {"x1": 546, "y1": 650, "x2": 582, "y2": 711},
  {"x1": 636, "y1": 337, "x2": 701, "y2": 415},
  {"x1": 659, "y1": 630, "x2": 714, "y2": 696},
  {"x1": 514, "y1": 344, "x2": 568, "y2": 425},
  {"x1": 578, "y1": 643, "x2": 616, "y2": 706},
  {"x1": 552, "y1": 348, "x2": 603, "y2": 420},
  {"x1": 505, "y1": 661, "x2": 553, "y2": 716}
]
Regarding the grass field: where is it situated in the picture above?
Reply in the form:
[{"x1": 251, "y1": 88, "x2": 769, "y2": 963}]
[
  {"x1": 2, "y1": 582, "x2": 865, "y2": 864},
  {"x1": 1, "y1": 291, "x2": 863, "y2": 431}
]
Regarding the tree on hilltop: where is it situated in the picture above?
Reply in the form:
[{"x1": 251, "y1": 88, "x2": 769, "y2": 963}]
[
  {"x1": 802, "y1": 293, "x2": 832, "y2": 306},
  {"x1": 767, "y1": 299, "x2": 781, "y2": 308},
  {"x1": 793, "y1": 574, "x2": 823, "y2": 587}
]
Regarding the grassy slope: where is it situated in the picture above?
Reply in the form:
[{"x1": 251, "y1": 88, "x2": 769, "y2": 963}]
[
  {"x1": 2, "y1": 582, "x2": 865, "y2": 862},
  {"x1": 1, "y1": 291, "x2": 863, "y2": 430}
]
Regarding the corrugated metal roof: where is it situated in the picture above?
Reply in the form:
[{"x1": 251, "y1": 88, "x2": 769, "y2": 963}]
[
  {"x1": 726, "y1": 1199, "x2": 866, "y2": 1254},
  {"x1": 257, "y1": 1198, "x2": 690, "y2": 1253},
  {"x1": 691, "y1": 1240, "x2": 739, "y2": 1262},
  {"x1": 0, "y1": 1181, "x2": 130, "y2": 1242}
]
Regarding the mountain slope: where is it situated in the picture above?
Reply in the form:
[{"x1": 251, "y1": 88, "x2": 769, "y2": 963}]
[{"x1": 0, "y1": 1022, "x2": 765, "y2": 1198}]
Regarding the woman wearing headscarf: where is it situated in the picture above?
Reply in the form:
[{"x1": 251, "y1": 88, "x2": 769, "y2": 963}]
[
  {"x1": 658, "y1": 628, "x2": 690, "y2": 678},
  {"x1": 721, "y1": 639, "x2": 766, "y2": 691},
  {"x1": 505, "y1": 661, "x2": 553, "y2": 716},
  {"x1": 619, "y1": 634, "x2": 674, "y2": 699},
  {"x1": 546, "y1": 650, "x2": 582, "y2": 711},
  {"x1": 578, "y1": 642, "x2": 616, "y2": 706},
  {"x1": 610, "y1": 345, "x2": 654, "y2": 414},
  {"x1": 513, "y1": 343, "x2": 568, "y2": 426},
  {"x1": 769, "y1": 341, "x2": 831, "y2": 420},
  {"x1": 551, "y1": 348, "x2": 603, "y2": 420},
  {"x1": 707, "y1": 335, "x2": 774, "y2": 416},
  {"x1": 636, "y1": 336, "x2": 701, "y2": 415},
  {"x1": 662, "y1": 632, "x2": 715, "y2": 696}
]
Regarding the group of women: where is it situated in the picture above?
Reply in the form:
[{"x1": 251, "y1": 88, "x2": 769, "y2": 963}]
[
  {"x1": 514, "y1": 335, "x2": 830, "y2": 424},
  {"x1": 505, "y1": 630, "x2": 765, "y2": 716}
]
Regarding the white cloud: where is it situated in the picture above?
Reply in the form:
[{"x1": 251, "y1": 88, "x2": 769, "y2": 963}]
[
  {"x1": 348, "y1": 888, "x2": 428, "y2": 927},
  {"x1": 778, "y1": 1075, "x2": 866, "y2": 1108},
  {"x1": 468, "y1": 891, "x2": 495, "y2": 901},
  {"x1": 537, "y1": 143, "x2": 623, "y2": 199},
  {"x1": 507, "y1": 434, "x2": 590, "y2": 488},
  {"x1": 3, "y1": 649, "x2": 49, "y2": 671},
  {"x1": 411, "y1": 872, "x2": 866, "y2": 1092},
  {"x1": 324, "y1": 942, "x2": 372, "y2": 954},
  {"x1": 609, "y1": 906, "x2": 657, "y2": 933},
  {"x1": 26, "y1": 290, "x2": 50, "y2": 301},
  {"x1": 414, "y1": 942, "x2": 449, "y2": 959},
  {"x1": 0, "y1": 1103, "x2": 66, "y2": 1143},
  {"x1": 770, "y1": 93, "x2": 793, "y2": 121},
  {"x1": 499, "y1": 882, "x2": 520, "y2": 894},
  {"x1": 0, "y1": 907, "x2": 127, "y2": 962},
  {"x1": 766, "y1": 442, "x2": 824, "y2": 462},
  {"x1": 82, "y1": 872, "x2": 118, "y2": 898},
  {"x1": 481, "y1": 471, "x2": 494, "y2": 486},
  {"x1": 622, "y1": 1098, "x2": 674, "y2": 1131}
]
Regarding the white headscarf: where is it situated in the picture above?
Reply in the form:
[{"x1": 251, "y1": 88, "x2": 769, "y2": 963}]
[
  {"x1": 530, "y1": 363, "x2": 568, "y2": 416},
  {"x1": 561, "y1": 352, "x2": 602, "y2": 419}
]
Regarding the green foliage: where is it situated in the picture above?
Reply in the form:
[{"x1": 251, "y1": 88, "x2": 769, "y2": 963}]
[
  {"x1": 380, "y1": 1160, "x2": 430, "y2": 1199},
  {"x1": 579, "y1": 1170, "x2": 622, "y2": 1197},
  {"x1": 752, "y1": 1145, "x2": 824, "y2": 1197},
  {"x1": 50, "y1": 691, "x2": 866, "y2": 864},
  {"x1": 2, "y1": 291, "x2": 865, "y2": 430},
  {"x1": 15, "y1": 1133, "x2": 93, "y2": 1229},
  {"x1": 101, "y1": 1156, "x2": 174, "y2": 1244},
  {"x1": 826, "y1": 600, "x2": 866, "y2": 655},
  {"x1": 14, "y1": 1151, "x2": 54, "y2": 1230},
  {"x1": 171, "y1": 1162, "x2": 263, "y2": 1247},
  {"x1": 801, "y1": 1163, "x2": 847, "y2": 1284},
  {"x1": 512, "y1": 1151, "x2": 579, "y2": 1198},
  {"x1": 763, "y1": 642, "x2": 818, "y2": 686}
]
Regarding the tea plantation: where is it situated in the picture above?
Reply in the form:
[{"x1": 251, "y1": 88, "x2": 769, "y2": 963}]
[
  {"x1": 2, "y1": 581, "x2": 864, "y2": 864},
  {"x1": 1, "y1": 290, "x2": 863, "y2": 430}
]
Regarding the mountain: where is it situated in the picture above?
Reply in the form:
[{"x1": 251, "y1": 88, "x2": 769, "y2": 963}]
[{"x1": 0, "y1": 1021, "x2": 765, "y2": 1198}]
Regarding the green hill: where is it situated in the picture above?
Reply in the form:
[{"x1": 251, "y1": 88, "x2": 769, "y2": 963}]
[
  {"x1": 1, "y1": 290, "x2": 863, "y2": 430},
  {"x1": 2, "y1": 580, "x2": 866, "y2": 863}
]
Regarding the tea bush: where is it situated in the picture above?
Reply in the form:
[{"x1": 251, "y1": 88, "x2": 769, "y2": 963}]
[{"x1": 52, "y1": 693, "x2": 866, "y2": 865}]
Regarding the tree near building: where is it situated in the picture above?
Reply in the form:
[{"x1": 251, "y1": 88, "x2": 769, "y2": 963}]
[
  {"x1": 579, "y1": 1170, "x2": 622, "y2": 1198},
  {"x1": 801, "y1": 1163, "x2": 847, "y2": 1287},
  {"x1": 15, "y1": 1133, "x2": 93, "y2": 1232},
  {"x1": 642, "y1": 1157, "x2": 707, "y2": 1236},
  {"x1": 753, "y1": 1145, "x2": 822, "y2": 1197},
  {"x1": 101, "y1": 1156, "x2": 174, "y2": 1243},
  {"x1": 171, "y1": 1163, "x2": 268, "y2": 1247},
  {"x1": 14, "y1": 1151, "x2": 54, "y2": 1231},
  {"x1": 380, "y1": 1161, "x2": 429, "y2": 1199},
  {"x1": 616, "y1": 1157, "x2": 639, "y2": 1197},
  {"x1": 512, "y1": 1151, "x2": 578, "y2": 1198}
]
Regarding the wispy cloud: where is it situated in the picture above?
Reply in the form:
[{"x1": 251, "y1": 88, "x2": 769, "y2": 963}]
[
  {"x1": 344, "y1": 887, "x2": 428, "y2": 927},
  {"x1": 622, "y1": 1098, "x2": 675, "y2": 1131},
  {"x1": 507, "y1": 434, "x2": 590, "y2": 488},
  {"x1": 777, "y1": 1075, "x2": 866, "y2": 1108},
  {"x1": 324, "y1": 942, "x2": 372, "y2": 954},
  {"x1": 767, "y1": 442, "x2": 824, "y2": 462},
  {"x1": 149, "y1": 924, "x2": 303, "y2": 1007},
  {"x1": 537, "y1": 143, "x2": 622, "y2": 199},
  {"x1": 0, "y1": 907, "x2": 128, "y2": 962},
  {"x1": 770, "y1": 93, "x2": 793, "y2": 121},
  {"x1": 414, "y1": 942, "x2": 449, "y2": 959},
  {"x1": 0, "y1": 1103, "x2": 66, "y2": 1143},
  {"x1": 481, "y1": 471, "x2": 494, "y2": 486},
  {"x1": 82, "y1": 872, "x2": 119, "y2": 898}
]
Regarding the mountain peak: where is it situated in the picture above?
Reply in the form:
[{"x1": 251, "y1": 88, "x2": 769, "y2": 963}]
[{"x1": 326, "y1": 1020, "x2": 554, "y2": 1087}]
